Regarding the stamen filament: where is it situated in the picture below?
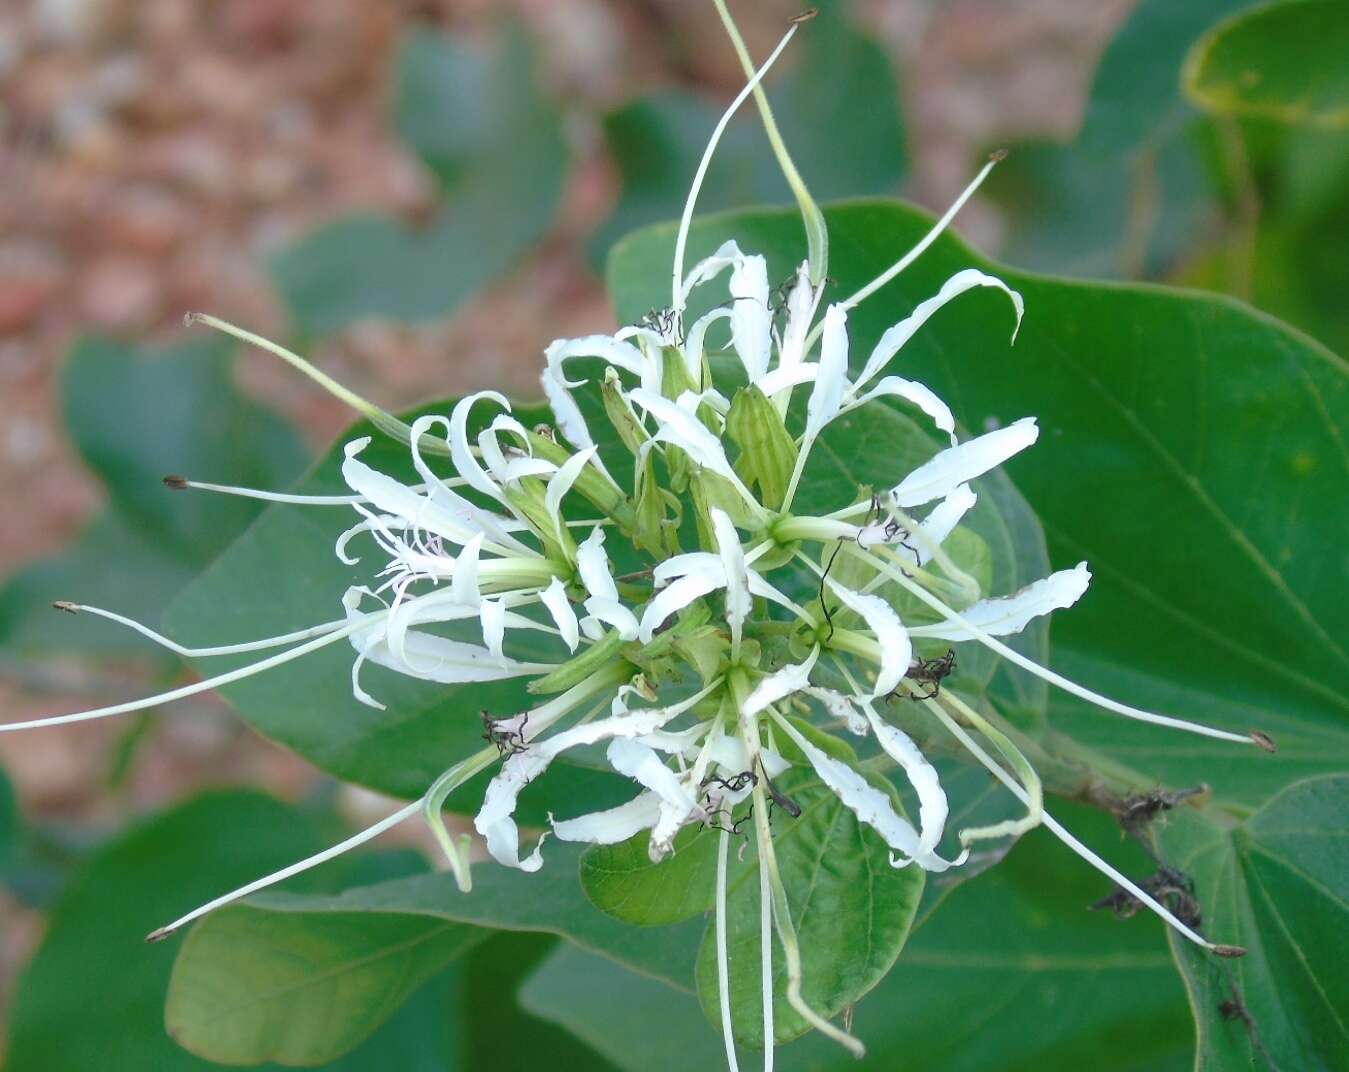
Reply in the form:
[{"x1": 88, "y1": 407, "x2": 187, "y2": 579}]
[
  {"x1": 863, "y1": 551, "x2": 1259, "y2": 746},
  {"x1": 716, "y1": 826, "x2": 742, "y2": 1072},
  {"x1": 55, "y1": 603, "x2": 348, "y2": 658},
  {"x1": 147, "y1": 798, "x2": 424, "y2": 942}
]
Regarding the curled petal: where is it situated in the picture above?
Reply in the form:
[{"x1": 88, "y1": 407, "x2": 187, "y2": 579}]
[
  {"x1": 606, "y1": 737, "x2": 701, "y2": 861},
  {"x1": 449, "y1": 392, "x2": 512, "y2": 504},
  {"x1": 545, "y1": 447, "x2": 597, "y2": 548},
  {"x1": 910, "y1": 562, "x2": 1091, "y2": 640},
  {"x1": 729, "y1": 254, "x2": 772, "y2": 381},
  {"x1": 639, "y1": 570, "x2": 723, "y2": 642},
  {"x1": 804, "y1": 303, "x2": 850, "y2": 440},
  {"x1": 850, "y1": 376, "x2": 956, "y2": 443},
  {"x1": 743, "y1": 646, "x2": 820, "y2": 716},
  {"x1": 778, "y1": 260, "x2": 819, "y2": 375},
  {"x1": 917, "y1": 484, "x2": 977, "y2": 562},
  {"x1": 551, "y1": 792, "x2": 661, "y2": 845},
  {"x1": 630, "y1": 388, "x2": 740, "y2": 487},
  {"x1": 806, "y1": 687, "x2": 870, "y2": 735},
  {"x1": 889, "y1": 417, "x2": 1038, "y2": 508},
  {"x1": 825, "y1": 580, "x2": 911, "y2": 697},
  {"x1": 685, "y1": 308, "x2": 732, "y2": 382},
  {"x1": 450, "y1": 532, "x2": 484, "y2": 606},
  {"x1": 582, "y1": 597, "x2": 641, "y2": 641},
  {"x1": 679, "y1": 239, "x2": 745, "y2": 306},
  {"x1": 539, "y1": 577, "x2": 579, "y2": 652},
  {"x1": 577, "y1": 527, "x2": 619, "y2": 602},
  {"x1": 855, "y1": 269, "x2": 1024, "y2": 391},
  {"x1": 863, "y1": 706, "x2": 952, "y2": 856},
  {"x1": 480, "y1": 598, "x2": 506, "y2": 659},
  {"x1": 710, "y1": 508, "x2": 749, "y2": 652}
]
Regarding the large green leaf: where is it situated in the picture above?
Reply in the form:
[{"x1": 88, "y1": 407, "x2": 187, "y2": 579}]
[
  {"x1": 591, "y1": 0, "x2": 905, "y2": 263},
  {"x1": 607, "y1": 201, "x2": 1349, "y2": 806},
  {"x1": 523, "y1": 806, "x2": 1195, "y2": 1070},
  {"x1": 0, "y1": 337, "x2": 305, "y2": 663},
  {"x1": 270, "y1": 26, "x2": 566, "y2": 335},
  {"x1": 1183, "y1": 0, "x2": 1349, "y2": 129},
  {"x1": 1161, "y1": 774, "x2": 1349, "y2": 1070},
  {"x1": 692, "y1": 771, "x2": 924, "y2": 1048}
]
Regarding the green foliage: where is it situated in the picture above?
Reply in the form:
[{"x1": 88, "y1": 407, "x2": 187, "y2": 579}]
[
  {"x1": 591, "y1": 0, "x2": 905, "y2": 262},
  {"x1": 1162, "y1": 774, "x2": 1348, "y2": 1069},
  {"x1": 270, "y1": 26, "x2": 566, "y2": 335},
  {"x1": 522, "y1": 807, "x2": 1196, "y2": 1071},
  {"x1": 0, "y1": 337, "x2": 305, "y2": 663},
  {"x1": 1184, "y1": 0, "x2": 1349, "y2": 128}
]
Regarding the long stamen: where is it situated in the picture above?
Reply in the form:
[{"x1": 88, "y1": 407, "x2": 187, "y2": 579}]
[
  {"x1": 671, "y1": 22, "x2": 801, "y2": 318},
  {"x1": 863, "y1": 551, "x2": 1265, "y2": 747},
  {"x1": 53, "y1": 603, "x2": 348, "y2": 658},
  {"x1": 1, "y1": 614, "x2": 376, "y2": 732},
  {"x1": 716, "y1": 827, "x2": 742, "y2": 1072},
  {"x1": 185, "y1": 313, "x2": 420, "y2": 448},
  {"x1": 163, "y1": 475, "x2": 454, "y2": 505},
  {"x1": 147, "y1": 798, "x2": 424, "y2": 942},
  {"x1": 924, "y1": 698, "x2": 1243, "y2": 956},
  {"x1": 758, "y1": 823, "x2": 775, "y2": 1072},
  {"x1": 712, "y1": 2, "x2": 827, "y2": 286}
]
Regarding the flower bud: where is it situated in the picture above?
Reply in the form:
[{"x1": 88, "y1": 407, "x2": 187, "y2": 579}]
[{"x1": 726, "y1": 385, "x2": 798, "y2": 510}]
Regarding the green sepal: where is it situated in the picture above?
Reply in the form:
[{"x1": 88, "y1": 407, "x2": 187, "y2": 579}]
[
  {"x1": 600, "y1": 368, "x2": 649, "y2": 457},
  {"x1": 526, "y1": 429, "x2": 639, "y2": 534},
  {"x1": 526, "y1": 630, "x2": 628, "y2": 695},
  {"x1": 726, "y1": 385, "x2": 798, "y2": 511},
  {"x1": 503, "y1": 478, "x2": 576, "y2": 564}
]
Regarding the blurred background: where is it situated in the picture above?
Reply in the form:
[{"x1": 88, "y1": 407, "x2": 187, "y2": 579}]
[{"x1": 0, "y1": 0, "x2": 1344, "y2": 1063}]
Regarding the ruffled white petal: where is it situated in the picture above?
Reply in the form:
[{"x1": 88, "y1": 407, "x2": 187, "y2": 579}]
[
  {"x1": 910, "y1": 562, "x2": 1091, "y2": 640},
  {"x1": 825, "y1": 579, "x2": 911, "y2": 697},
  {"x1": 743, "y1": 646, "x2": 820, "y2": 716},
  {"x1": 862, "y1": 706, "x2": 952, "y2": 856},
  {"x1": 855, "y1": 268, "x2": 1024, "y2": 391},
  {"x1": 804, "y1": 303, "x2": 850, "y2": 440},
  {"x1": 550, "y1": 792, "x2": 661, "y2": 844},
  {"x1": 889, "y1": 417, "x2": 1039, "y2": 508},
  {"x1": 539, "y1": 577, "x2": 579, "y2": 652},
  {"x1": 850, "y1": 375, "x2": 956, "y2": 443}
]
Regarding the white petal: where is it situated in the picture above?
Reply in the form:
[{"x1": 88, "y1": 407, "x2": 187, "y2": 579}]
[
  {"x1": 685, "y1": 308, "x2": 732, "y2": 382},
  {"x1": 743, "y1": 646, "x2": 820, "y2": 716},
  {"x1": 359, "y1": 628, "x2": 541, "y2": 685},
  {"x1": 863, "y1": 706, "x2": 950, "y2": 855},
  {"x1": 541, "y1": 367, "x2": 595, "y2": 452},
  {"x1": 582, "y1": 597, "x2": 640, "y2": 641},
  {"x1": 917, "y1": 484, "x2": 977, "y2": 561},
  {"x1": 889, "y1": 417, "x2": 1038, "y2": 508},
  {"x1": 630, "y1": 388, "x2": 739, "y2": 486},
  {"x1": 729, "y1": 254, "x2": 772, "y2": 381},
  {"x1": 545, "y1": 447, "x2": 596, "y2": 547},
  {"x1": 451, "y1": 532, "x2": 484, "y2": 606},
  {"x1": 756, "y1": 362, "x2": 820, "y2": 397},
  {"x1": 710, "y1": 508, "x2": 749, "y2": 651},
  {"x1": 639, "y1": 570, "x2": 723, "y2": 642},
  {"x1": 804, "y1": 303, "x2": 850, "y2": 440},
  {"x1": 606, "y1": 737, "x2": 700, "y2": 860},
  {"x1": 475, "y1": 705, "x2": 678, "y2": 871},
  {"x1": 825, "y1": 580, "x2": 911, "y2": 697},
  {"x1": 577, "y1": 527, "x2": 619, "y2": 602},
  {"x1": 550, "y1": 792, "x2": 661, "y2": 844},
  {"x1": 342, "y1": 438, "x2": 486, "y2": 549},
  {"x1": 545, "y1": 334, "x2": 646, "y2": 387},
  {"x1": 850, "y1": 376, "x2": 956, "y2": 442},
  {"x1": 539, "y1": 578, "x2": 580, "y2": 652},
  {"x1": 653, "y1": 551, "x2": 721, "y2": 586},
  {"x1": 679, "y1": 239, "x2": 745, "y2": 306},
  {"x1": 778, "y1": 260, "x2": 818, "y2": 374},
  {"x1": 806, "y1": 687, "x2": 869, "y2": 735},
  {"x1": 449, "y1": 392, "x2": 512, "y2": 504},
  {"x1": 773, "y1": 717, "x2": 954, "y2": 870},
  {"x1": 911, "y1": 562, "x2": 1091, "y2": 640},
  {"x1": 855, "y1": 268, "x2": 1024, "y2": 391},
  {"x1": 480, "y1": 599, "x2": 506, "y2": 659}
]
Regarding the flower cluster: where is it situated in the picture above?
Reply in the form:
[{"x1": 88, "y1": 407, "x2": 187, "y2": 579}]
[{"x1": 8, "y1": 8, "x2": 1268, "y2": 1067}]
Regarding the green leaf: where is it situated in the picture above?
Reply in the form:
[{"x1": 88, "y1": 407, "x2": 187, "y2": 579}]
[
  {"x1": 1161, "y1": 774, "x2": 1349, "y2": 1070},
  {"x1": 0, "y1": 336, "x2": 305, "y2": 663},
  {"x1": 591, "y1": 0, "x2": 905, "y2": 264},
  {"x1": 271, "y1": 26, "x2": 566, "y2": 335},
  {"x1": 163, "y1": 401, "x2": 630, "y2": 819},
  {"x1": 693, "y1": 773, "x2": 924, "y2": 1047},
  {"x1": 522, "y1": 806, "x2": 1194, "y2": 1070},
  {"x1": 0, "y1": 764, "x2": 17, "y2": 876},
  {"x1": 984, "y1": 0, "x2": 1247, "y2": 279},
  {"x1": 607, "y1": 201, "x2": 1349, "y2": 806},
  {"x1": 5, "y1": 791, "x2": 324, "y2": 1071},
  {"x1": 581, "y1": 823, "x2": 720, "y2": 926},
  {"x1": 166, "y1": 902, "x2": 485, "y2": 1066},
  {"x1": 1184, "y1": 0, "x2": 1349, "y2": 128}
]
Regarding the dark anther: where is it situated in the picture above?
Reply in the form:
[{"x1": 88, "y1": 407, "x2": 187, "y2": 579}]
[
  {"x1": 701, "y1": 770, "x2": 758, "y2": 795},
  {"x1": 989, "y1": 148, "x2": 1008, "y2": 163},
  {"x1": 162, "y1": 474, "x2": 189, "y2": 490},
  {"x1": 1116, "y1": 784, "x2": 1208, "y2": 835},
  {"x1": 481, "y1": 710, "x2": 529, "y2": 756},
  {"x1": 1089, "y1": 866, "x2": 1203, "y2": 930},
  {"x1": 52, "y1": 601, "x2": 79, "y2": 614},
  {"x1": 759, "y1": 759, "x2": 802, "y2": 819},
  {"x1": 1249, "y1": 730, "x2": 1277, "y2": 753},
  {"x1": 901, "y1": 649, "x2": 956, "y2": 700},
  {"x1": 790, "y1": 8, "x2": 819, "y2": 24}
]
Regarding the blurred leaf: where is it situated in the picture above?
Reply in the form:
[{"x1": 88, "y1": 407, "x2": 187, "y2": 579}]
[
  {"x1": 271, "y1": 26, "x2": 566, "y2": 335},
  {"x1": 608, "y1": 202, "x2": 1349, "y2": 805},
  {"x1": 522, "y1": 806, "x2": 1194, "y2": 1070},
  {"x1": 693, "y1": 772, "x2": 924, "y2": 1048},
  {"x1": 1184, "y1": 0, "x2": 1349, "y2": 128},
  {"x1": 592, "y1": 0, "x2": 905, "y2": 263},
  {"x1": 167, "y1": 903, "x2": 484, "y2": 1066},
  {"x1": 1161, "y1": 774, "x2": 1349, "y2": 1070},
  {"x1": 6, "y1": 792, "x2": 323, "y2": 1072},
  {"x1": 0, "y1": 337, "x2": 305, "y2": 662},
  {"x1": 985, "y1": 0, "x2": 1253, "y2": 278},
  {"x1": 0, "y1": 765, "x2": 17, "y2": 875}
]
